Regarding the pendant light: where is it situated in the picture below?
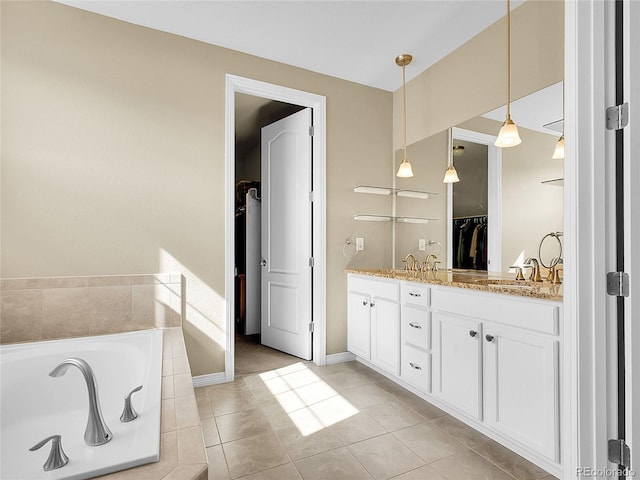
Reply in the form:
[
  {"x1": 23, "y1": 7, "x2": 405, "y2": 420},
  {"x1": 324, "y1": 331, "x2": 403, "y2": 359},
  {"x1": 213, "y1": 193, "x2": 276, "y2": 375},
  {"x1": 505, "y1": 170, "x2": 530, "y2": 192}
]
[
  {"x1": 396, "y1": 54, "x2": 414, "y2": 177},
  {"x1": 552, "y1": 135, "x2": 565, "y2": 159},
  {"x1": 443, "y1": 128, "x2": 460, "y2": 183},
  {"x1": 552, "y1": 82, "x2": 565, "y2": 159},
  {"x1": 495, "y1": 0, "x2": 522, "y2": 148}
]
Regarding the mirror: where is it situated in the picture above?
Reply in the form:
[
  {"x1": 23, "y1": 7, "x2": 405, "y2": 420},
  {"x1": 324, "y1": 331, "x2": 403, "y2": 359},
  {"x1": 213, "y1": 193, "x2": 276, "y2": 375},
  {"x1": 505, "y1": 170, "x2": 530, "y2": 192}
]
[{"x1": 395, "y1": 82, "x2": 564, "y2": 274}]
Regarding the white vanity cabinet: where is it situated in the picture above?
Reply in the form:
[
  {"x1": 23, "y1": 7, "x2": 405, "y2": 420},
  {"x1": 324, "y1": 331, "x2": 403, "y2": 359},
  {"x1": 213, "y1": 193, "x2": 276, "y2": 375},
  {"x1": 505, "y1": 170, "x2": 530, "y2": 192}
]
[
  {"x1": 347, "y1": 276, "x2": 400, "y2": 375},
  {"x1": 432, "y1": 286, "x2": 561, "y2": 462},
  {"x1": 400, "y1": 282, "x2": 431, "y2": 392}
]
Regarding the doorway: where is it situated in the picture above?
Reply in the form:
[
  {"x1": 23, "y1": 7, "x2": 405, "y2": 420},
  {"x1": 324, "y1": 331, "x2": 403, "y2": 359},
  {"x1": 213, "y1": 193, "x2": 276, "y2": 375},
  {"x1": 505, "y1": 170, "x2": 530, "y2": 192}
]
[{"x1": 225, "y1": 75, "x2": 327, "y2": 382}]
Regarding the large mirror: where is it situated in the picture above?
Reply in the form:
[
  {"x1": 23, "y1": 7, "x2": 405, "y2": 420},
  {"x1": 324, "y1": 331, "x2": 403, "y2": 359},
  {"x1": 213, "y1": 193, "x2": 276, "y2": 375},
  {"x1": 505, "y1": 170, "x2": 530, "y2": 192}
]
[{"x1": 394, "y1": 81, "x2": 564, "y2": 274}]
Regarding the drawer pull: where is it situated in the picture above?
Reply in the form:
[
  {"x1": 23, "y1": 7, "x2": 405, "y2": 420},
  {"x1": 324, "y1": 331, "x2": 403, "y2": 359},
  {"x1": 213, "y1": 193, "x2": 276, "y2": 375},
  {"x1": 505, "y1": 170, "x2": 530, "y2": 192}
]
[
  {"x1": 486, "y1": 334, "x2": 495, "y2": 342},
  {"x1": 408, "y1": 322, "x2": 422, "y2": 329},
  {"x1": 409, "y1": 292, "x2": 421, "y2": 297},
  {"x1": 409, "y1": 362, "x2": 422, "y2": 370},
  {"x1": 469, "y1": 330, "x2": 478, "y2": 338}
]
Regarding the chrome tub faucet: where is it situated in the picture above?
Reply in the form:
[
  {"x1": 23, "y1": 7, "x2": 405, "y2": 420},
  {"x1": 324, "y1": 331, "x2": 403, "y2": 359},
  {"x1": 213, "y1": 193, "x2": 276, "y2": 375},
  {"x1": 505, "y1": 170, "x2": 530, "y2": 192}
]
[{"x1": 49, "y1": 358, "x2": 113, "y2": 446}]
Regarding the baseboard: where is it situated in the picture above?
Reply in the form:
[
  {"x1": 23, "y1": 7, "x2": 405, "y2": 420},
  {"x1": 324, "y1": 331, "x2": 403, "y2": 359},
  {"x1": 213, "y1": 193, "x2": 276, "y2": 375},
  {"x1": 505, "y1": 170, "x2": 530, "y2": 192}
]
[
  {"x1": 325, "y1": 351, "x2": 356, "y2": 364},
  {"x1": 192, "y1": 372, "x2": 227, "y2": 388}
]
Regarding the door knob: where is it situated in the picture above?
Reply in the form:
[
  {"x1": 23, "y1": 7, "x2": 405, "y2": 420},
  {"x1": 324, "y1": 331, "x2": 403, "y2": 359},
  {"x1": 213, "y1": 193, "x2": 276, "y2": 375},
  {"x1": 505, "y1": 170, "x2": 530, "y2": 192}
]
[
  {"x1": 485, "y1": 334, "x2": 495, "y2": 342},
  {"x1": 260, "y1": 260, "x2": 267, "y2": 266},
  {"x1": 469, "y1": 330, "x2": 477, "y2": 338}
]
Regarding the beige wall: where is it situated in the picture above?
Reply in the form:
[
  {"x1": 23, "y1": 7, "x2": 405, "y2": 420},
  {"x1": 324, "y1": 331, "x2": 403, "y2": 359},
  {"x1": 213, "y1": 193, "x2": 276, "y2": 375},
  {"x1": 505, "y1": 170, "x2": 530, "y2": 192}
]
[{"x1": 1, "y1": 1, "x2": 392, "y2": 375}]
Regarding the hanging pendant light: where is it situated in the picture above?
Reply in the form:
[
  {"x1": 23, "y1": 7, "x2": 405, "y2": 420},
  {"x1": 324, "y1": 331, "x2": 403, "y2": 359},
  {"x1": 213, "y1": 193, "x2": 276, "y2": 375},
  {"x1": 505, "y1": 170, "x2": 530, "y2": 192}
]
[
  {"x1": 552, "y1": 134, "x2": 565, "y2": 159},
  {"x1": 495, "y1": 0, "x2": 521, "y2": 148},
  {"x1": 396, "y1": 54, "x2": 414, "y2": 177},
  {"x1": 443, "y1": 128, "x2": 460, "y2": 183}
]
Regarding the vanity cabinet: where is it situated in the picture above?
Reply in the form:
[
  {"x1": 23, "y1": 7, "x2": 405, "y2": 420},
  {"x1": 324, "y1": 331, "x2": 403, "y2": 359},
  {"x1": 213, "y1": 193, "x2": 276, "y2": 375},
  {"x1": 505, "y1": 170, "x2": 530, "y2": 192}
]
[
  {"x1": 347, "y1": 276, "x2": 400, "y2": 375},
  {"x1": 346, "y1": 272, "x2": 562, "y2": 474},
  {"x1": 432, "y1": 286, "x2": 560, "y2": 462}
]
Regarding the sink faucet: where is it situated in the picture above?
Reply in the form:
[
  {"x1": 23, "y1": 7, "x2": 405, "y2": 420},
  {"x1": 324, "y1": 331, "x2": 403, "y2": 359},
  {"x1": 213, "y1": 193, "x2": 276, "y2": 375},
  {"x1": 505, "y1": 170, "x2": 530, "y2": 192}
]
[
  {"x1": 524, "y1": 257, "x2": 543, "y2": 282},
  {"x1": 402, "y1": 254, "x2": 417, "y2": 272},
  {"x1": 49, "y1": 358, "x2": 113, "y2": 446},
  {"x1": 423, "y1": 254, "x2": 438, "y2": 271}
]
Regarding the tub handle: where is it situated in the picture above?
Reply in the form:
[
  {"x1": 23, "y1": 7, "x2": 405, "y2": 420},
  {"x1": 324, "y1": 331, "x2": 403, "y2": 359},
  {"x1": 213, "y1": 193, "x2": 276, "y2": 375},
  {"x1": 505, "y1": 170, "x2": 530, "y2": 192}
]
[
  {"x1": 29, "y1": 435, "x2": 69, "y2": 471},
  {"x1": 120, "y1": 385, "x2": 143, "y2": 423}
]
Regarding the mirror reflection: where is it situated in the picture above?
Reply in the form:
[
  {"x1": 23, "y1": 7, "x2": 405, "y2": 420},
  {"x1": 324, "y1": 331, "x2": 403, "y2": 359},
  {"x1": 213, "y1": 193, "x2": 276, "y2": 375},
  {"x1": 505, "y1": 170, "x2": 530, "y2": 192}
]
[{"x1": 395, "y1": 82, "x2": 564, "y2": 274}]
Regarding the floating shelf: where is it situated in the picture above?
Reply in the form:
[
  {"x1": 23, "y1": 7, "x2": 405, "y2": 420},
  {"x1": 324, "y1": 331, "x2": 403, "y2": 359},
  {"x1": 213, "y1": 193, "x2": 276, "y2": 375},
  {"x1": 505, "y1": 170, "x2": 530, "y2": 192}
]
[
  {"x1": 354, "y1": 214, "x2": 435, "y2": 224},
  {"x1": 542, "y1": 178, "x2": 564, "y2": 187},
  {"x1": 354, "y1": 185, "x2": 437, "y2": 199}
]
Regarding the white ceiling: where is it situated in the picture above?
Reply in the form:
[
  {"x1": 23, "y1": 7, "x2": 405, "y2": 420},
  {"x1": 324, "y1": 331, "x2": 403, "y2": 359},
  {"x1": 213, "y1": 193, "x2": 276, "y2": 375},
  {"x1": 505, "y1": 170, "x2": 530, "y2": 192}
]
[{"x1": 54, "y1": 0, "x2": 525, "y2": 92}]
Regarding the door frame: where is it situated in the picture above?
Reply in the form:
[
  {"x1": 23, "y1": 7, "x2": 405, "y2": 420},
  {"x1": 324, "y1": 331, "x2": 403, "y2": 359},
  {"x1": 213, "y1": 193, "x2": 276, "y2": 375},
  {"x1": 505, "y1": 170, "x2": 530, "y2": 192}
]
[
  {"x1": 447, "y1": 127, "x2": 502, "y2": 272},
  {"x1": 224, "y1": 74, "x2": 327, "y2": 382}
]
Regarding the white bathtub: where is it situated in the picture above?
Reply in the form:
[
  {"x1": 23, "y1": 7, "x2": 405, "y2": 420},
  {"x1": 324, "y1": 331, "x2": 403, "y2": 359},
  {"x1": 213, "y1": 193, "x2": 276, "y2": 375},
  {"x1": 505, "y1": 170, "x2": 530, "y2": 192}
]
[{"x1": 0, "y1": 329, "x2": 163, "y2": 480}]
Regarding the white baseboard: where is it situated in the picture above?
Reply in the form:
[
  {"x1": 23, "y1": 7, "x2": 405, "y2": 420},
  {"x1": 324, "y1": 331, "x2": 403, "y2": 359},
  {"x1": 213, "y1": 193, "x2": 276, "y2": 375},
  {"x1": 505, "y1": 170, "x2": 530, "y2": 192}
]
[
  {"x1": 192, "y1": 372, "x2": 227, "y2": 388},
  {"x1": 325, "y1": 352, "x2": 356, "y2": 364}
]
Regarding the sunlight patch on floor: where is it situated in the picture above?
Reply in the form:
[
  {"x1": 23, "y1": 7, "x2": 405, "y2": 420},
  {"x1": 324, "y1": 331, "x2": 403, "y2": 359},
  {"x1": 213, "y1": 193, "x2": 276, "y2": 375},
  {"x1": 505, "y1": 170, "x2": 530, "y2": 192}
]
[{"x1": 259, "y1": 362, "x2": 359, "y2": 436}]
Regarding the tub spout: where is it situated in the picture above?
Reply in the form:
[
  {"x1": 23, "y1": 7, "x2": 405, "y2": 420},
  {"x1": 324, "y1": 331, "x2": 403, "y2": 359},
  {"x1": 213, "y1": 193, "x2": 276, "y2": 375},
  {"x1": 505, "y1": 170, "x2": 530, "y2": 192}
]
[{"x1": 49, "y1": 358, "x2": 113, "y2": 446}]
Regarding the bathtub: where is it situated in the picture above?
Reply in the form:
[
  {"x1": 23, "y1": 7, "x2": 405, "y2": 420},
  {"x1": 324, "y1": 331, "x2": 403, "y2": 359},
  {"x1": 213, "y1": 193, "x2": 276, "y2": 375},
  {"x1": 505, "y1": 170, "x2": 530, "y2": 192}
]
[{"x1": 0, "y1": 329, "x2": 163, "y2": 480}]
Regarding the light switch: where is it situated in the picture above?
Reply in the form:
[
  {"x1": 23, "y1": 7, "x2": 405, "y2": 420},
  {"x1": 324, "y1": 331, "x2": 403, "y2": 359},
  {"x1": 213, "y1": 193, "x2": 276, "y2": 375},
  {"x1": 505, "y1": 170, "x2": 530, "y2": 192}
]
[
  {"x1": 356, "y1": 237, "x2": 365, "y2": 251},
  {"x1": 418, "y1": 238, "x2": 426, "y2": 251}
]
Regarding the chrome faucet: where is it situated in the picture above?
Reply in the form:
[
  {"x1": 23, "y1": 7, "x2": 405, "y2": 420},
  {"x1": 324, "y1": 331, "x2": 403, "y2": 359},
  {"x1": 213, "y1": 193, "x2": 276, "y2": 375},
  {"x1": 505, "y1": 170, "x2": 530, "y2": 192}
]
[
  {"x1": 49, "y1": 358, "x2": 113, "y2": 446},
  {"x1": 524, "y1": 257, "x2": 543, "y2": 282}
]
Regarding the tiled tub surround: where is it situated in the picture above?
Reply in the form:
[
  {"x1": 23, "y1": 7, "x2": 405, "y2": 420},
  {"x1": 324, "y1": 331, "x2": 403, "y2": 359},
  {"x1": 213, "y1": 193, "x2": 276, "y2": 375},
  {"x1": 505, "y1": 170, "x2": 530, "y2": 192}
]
[
  {"x1": 0, "y1": 274, "x2": 207, "y2": 480},
  {"x1": 0, "y1": 274, "x2": 182, "y2": 344}
]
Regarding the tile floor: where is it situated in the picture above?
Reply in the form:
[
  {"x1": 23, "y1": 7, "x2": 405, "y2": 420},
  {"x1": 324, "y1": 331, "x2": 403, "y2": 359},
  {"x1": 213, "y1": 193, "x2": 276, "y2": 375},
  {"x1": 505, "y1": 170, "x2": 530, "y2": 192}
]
[{"x1": 196, "y1": 343, "x2": 560, "y2": 480}]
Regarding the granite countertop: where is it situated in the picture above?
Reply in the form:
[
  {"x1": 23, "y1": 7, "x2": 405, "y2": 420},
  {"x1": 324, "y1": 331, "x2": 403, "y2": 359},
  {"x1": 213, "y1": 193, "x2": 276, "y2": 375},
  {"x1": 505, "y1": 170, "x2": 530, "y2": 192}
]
[{"x1": 346, "y1": 268, "x2": 563, "y2": 302}]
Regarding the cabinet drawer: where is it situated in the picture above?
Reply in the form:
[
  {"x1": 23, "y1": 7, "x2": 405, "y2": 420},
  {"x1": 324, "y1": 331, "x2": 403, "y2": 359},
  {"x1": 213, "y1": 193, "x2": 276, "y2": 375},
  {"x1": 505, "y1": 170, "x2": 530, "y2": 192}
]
[
  {"x1": 401, "y1": 282, "x2": 430, "y2": 307},
  {"x1": 349, "y1": 276, "x2": 399, "y2": 301},
  {"x1": 401, "y1": 344, "x2": 430, "y2": 392},
  {"x1": 401, "y1": 305, "x2": 430, "y2": 350}
]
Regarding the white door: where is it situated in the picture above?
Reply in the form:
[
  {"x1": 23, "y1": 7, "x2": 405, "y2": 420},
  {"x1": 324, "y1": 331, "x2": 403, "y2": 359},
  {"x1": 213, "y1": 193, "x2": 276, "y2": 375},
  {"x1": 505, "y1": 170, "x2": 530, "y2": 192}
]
[
  {"x1": 260, "y1": 108, "x2": 312, "y2": 360},
  {"x1": 347, "y1": 291, "x2": 371, "y2": 360},
  {"x1": 370, "y1": 297, "x2": 400, "y2": 375}
]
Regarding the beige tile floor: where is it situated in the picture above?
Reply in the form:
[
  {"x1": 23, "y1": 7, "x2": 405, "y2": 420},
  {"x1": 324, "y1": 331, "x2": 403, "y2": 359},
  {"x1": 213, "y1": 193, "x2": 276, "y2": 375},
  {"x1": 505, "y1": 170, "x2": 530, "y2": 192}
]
[{"x1": 197, "y1": 343, "x2": 560, "y2": 480}]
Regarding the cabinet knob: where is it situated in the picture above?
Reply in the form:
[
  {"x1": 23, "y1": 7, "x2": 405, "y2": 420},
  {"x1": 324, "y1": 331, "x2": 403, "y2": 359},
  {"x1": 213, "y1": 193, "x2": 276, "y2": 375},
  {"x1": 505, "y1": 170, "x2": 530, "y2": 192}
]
[
  {"x1": 362, "y1": 300, "x2": 368, "y2": 306},
  {"x1": 469, "y1": 330, "x2": 478, "y2": 338},
  {"x1": 370, "y1": 302, "x2": 375, "y2": 307},
  {"x1": 485, "y1": 334, "x2": 495, "y2": 342},
  {"x1": 409, "y1": 362, "x2": 422, "y2": 370},
  {"x1": 408, "y1": 322, "x2": 422, "y2": 329}
]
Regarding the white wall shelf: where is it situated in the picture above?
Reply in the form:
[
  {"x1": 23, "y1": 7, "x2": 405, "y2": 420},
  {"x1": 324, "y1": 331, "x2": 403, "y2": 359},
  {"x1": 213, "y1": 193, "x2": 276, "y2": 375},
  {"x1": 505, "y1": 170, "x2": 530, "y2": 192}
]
[
  {"x1": 354, "y1": 185, "x2": 437, "y2": 199},
  {"x1": 354, "y1": 214, "x2": 435, "y2": 224},
  {"x1": 541, "y1": 178, "x2": 564, "y2": 187}
]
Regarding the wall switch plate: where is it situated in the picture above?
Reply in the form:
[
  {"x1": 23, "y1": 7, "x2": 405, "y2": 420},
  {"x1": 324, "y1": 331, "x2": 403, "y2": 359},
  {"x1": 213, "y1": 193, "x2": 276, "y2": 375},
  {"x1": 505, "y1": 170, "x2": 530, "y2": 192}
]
[
  {"x1": 356, "y1": 237, "x2": 365, "y2": 251},
  {"x1": 419, "y1": 239, "x2": 426, "y2": 251}
]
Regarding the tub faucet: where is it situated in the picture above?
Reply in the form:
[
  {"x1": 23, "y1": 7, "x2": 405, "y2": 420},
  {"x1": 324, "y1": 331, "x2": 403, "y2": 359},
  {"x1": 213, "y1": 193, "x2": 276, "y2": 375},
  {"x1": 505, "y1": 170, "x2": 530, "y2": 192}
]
[{"x1": 49, "y1": 358, "x2": 113, "y2": 446}]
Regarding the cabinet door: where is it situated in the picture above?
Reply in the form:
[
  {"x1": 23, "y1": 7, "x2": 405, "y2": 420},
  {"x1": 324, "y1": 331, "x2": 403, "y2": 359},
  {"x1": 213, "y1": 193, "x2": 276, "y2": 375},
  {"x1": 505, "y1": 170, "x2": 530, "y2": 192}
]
[
  {"x1": 433, "y1": 311, "x2": 482, "y2": 419},
  {"x1": 371, "y1": 297, "x2": 400, "y2": 375},
  {"x1": 483, "y1": 324, "x2": 559, "y2": 461},
  {"x1": 347, "y1": 292, "x2": 371, "y2": 359}
]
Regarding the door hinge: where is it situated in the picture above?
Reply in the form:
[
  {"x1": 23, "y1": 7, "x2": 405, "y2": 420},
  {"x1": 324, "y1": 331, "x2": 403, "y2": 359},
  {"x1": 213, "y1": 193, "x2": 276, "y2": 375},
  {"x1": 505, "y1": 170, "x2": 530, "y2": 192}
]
[
  {"x1": 607, "y1": 271, "x2": 630, "y2": 297},
  {"x1": 608, "y1": 439, "x2": 631, "y2": 468},
  {"x1": 606, "y1": 103, "x2": 629, "y2": 130},
  {"x1": 309, "y1": 126, "x2": 314, "y2": 137},
  {"x1": 309, "y1": 322, "x2": 314, "y2": 333},
  {"x1": 309, "y1": 257, "x2": 314, "y2": 268},
  {"x1": 309, "y1": 191, "x2": 315, "y2": 202}
]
